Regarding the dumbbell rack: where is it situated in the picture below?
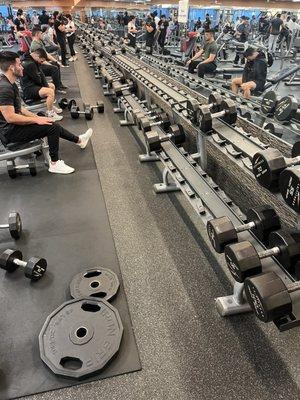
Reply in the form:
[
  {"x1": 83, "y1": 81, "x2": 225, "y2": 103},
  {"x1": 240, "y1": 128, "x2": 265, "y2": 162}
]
[{"x1": 79, "y1": 26, "x2": 300, "y2": 331}]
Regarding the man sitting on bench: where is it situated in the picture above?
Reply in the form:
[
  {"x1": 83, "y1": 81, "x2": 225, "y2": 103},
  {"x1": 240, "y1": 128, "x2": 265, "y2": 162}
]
[
  {"x1": 0, "y1": 51, "x2": 93, "y2": 175},
  {"x1": 231, "y1": 47, "x2": 267, "y2": 99},
  {"x1": 30, "y1": 27, "x2": 67, "y2": 94},
  {"x1": 20, "y1": 48, "x2": 62, "y2": 122},
  {"x1": 186, "y1": 30, "x2": 218, "y2": 78}
]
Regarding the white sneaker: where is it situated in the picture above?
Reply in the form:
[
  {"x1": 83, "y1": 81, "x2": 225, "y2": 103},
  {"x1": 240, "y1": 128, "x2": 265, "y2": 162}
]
[
  {"x1": 47, "y1": 110, "x2": 63, "y2": 122},
  {"x1": 75, "y1": 50, "x2": 78, "y2": 54},
  {"x1": 77, "y1": 128, "x2": 93, "y2": 149},
  {"x1": 69, "y1": 57, "x2": 74, "y2": 62},
  {"x1": 53, "y1": 105, "x2": 63, "y2": 114},
  {"x1": 48, "y1": 160, "x2": 75, "y2": 174},
  {"x1": 59, "y1": 56, "x2": 62, "y2": 61},
  {"x1": 73, "y1": 56, "x2": 78, "y2": 61}
]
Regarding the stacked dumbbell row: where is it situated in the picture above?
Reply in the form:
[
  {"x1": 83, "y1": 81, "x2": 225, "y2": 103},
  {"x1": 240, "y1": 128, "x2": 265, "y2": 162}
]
[
  {"x1": 252, "y1": 143, "x2": 300, "y2": 213},
  {"x1": 261, "y1": 91, "x2": 300, "y2": 124},
  {"x1": 207, "y1": 206, "x2": 300, "y2": 325}
]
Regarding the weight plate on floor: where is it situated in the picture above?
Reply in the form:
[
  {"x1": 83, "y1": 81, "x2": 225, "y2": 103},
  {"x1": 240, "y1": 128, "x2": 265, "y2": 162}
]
[
  {"x1": 70, "y1": 268, "x2": 120, "y2": 301},
  {"x1": 39, "y1": 298, "x2": 123, "y2": 379}
]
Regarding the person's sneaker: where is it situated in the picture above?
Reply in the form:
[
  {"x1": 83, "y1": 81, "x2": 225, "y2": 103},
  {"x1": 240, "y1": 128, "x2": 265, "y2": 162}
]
[
  {"x1": 58, "y1": 56, "x2": 62, "y2": 61},
  {"x1": 48, "y1": 160, "x2": 75, "y2": 174},
  {"x1": 53, "y1": 105, "x2": 63, "y2": 114},
  {"x1": 77, "y1": 128, "x2": 93, "y2": 149},
  {"x1": 56, "y1": 88, "x2": 67, "y2": 95},
  {"x1": 69, "y1": 57, "x2": 74, "y2": 62},
  {"x1": 61, "y1": 64, "x2": 70, "y2": 68},
  {"x1": 47, "y1": 110, "x2": 63, "y2": 122},
  {"x1": 75, "y1": 50, "x2": 78, "y2": 54},
  {"x1": 73, "y1": 56, "x2": 78, "y2": 61}
]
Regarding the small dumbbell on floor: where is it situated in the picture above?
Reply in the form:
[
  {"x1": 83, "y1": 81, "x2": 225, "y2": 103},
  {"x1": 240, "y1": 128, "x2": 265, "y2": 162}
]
[
  {"x1": 0, "y1": 249, "x2": 47, "y2": 281},
  {"x1": 70, "y1": 104, "x2": 94, "y2": 120},
  {"x1": 224, "y1": 230, "x2": 300, "y2": 282},
  {"x1": 89, "y1": 101, "x2": 105, "y2": 114},
  {"x1": 244, "y1": 271, "x2": 300, "y2": 323},
  {"x1": 58, "y1": 98, "x2": 77, "y2": 111},
  {"x1": 252, "y1": 143, "x2": 300, "y2": 191},
  {"x1": 199, "y1": 99, "x2": 237, "y2": 133},
  {"x1": 145, "y1": 124, "x2": 186, "y2": 152},
  {"x1": 207, "y1": 206, "x2": 281, "y2": 253},
  {"x1": 140, "y1": 112, "x2": 171, "y2": 134},
  {"x1": 0, "y1": 212, "x2": 22, "y2": 239}
]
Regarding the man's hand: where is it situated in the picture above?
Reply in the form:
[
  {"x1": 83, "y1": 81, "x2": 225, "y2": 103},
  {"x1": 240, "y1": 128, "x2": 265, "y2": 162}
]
[
  {"x1": 186, "y1": 59, "x2": 191, "y2": 66},
  {"x1": 34, "y1": 116, "x2": 53, "y2": 125}
]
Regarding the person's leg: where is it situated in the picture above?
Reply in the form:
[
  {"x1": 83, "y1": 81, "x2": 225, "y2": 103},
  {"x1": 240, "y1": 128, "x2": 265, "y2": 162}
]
[
  {"x1": 241, "y1": 81, "x2": 256, "y2": 99},
  {"x1": 38, "y1": 86, "x2": 55, "y2": 112},
  {"x1": 188, "y1": 60, "x2": 200, "y2": 73},
  {"x1": 233, "y1": 52, "x2": 240, "y2": 64},
  {"x1": 58, "y1": 38, "x2": 67, "y2": 65},
  {"x1": 69, "y1": 34, "x2": 76, "y2": 57},
  {"x1": 231, "y1": 77, "x2": 243, "y2": 93},
  {"x1": 197, "y1": 62, "x2": 216, "y2": 78},
  {"x1": 41, "y1": 63, "x2": 62, "y2": 90}
]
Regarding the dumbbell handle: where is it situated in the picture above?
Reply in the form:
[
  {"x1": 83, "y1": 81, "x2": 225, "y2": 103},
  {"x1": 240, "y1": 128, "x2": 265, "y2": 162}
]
[
  {"x1": 258, "y1": 246, "x2": 281, "y2": 260},
  {"x1": 0, "y1": 224, "x2": 9, "y2": 229},
  {"x1": 286, "y1": 155, "x2": 300, "y2": 167},
  {"x1": 13, "y1": 258, "x2": 27, "y2": 268},
  {"x1": 235, "y1": 221, "x2": 256, "y2": 233},
  {"x1": 211, "y1": 109, "x2": 226, "y2": 119}
]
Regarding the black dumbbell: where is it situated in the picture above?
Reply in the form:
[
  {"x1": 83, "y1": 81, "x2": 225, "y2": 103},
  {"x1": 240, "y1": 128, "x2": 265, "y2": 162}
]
[
  {"x1": 244, "y1": 271, "x2": 300, "y2": 323},
  {"x1": 70, "y1": 104, "x2": 94, "y2": 120},
  {"x1": 0, "y1": 249, "x2": 47, "y2": 281},
  {"x1": 58, "y1": 98, "x2": 77, "y2": 111},
  {"x1": 274, "y1": 95, "x2": 300, "y2": 122},
  {"x1": 110, "y1": 46, "x2": 126, "y2": 55},
  {"x1": 135, "y1": 108, "x2": 163, "y2": 129},
  {"x1": 252, "y1": 145, "x2": 300, "y2": 191},
  {"x1": 261, "y1": 91, "x2": 279, "y2": 116},
  {"x1": 145, "y1": 124, "x2": 185, "y2": 152},
  {"x1": 140, "y1": 112, "x2": 170, "y2": 134},
  {"x1": 0, "y1": 212, "x2": 22, "y2": 239},
  {"x1": 206, "y1": 206, "x2": 281, "y2": 254},
  {"x1": 199, "y1": 99, "x2": 237, "y2": 133},
  {"x1": 186, "y1": 92, "x2": 222, "y2": 123},
  {"x1": 90, "y1": 101, "x2": 104, "y2": 113},
  {"x1": 224, "y1": 230, "x2": 300, "y2": 283},
  {"x1": 279, "y1": 166, "x2": 300, "y2": 212}
]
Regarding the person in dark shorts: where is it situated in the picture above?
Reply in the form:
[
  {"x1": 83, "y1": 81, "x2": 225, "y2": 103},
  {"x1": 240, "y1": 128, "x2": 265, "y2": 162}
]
[
  {"x1": 186, "y1": 30, "x2": 218, "y2": 78},
  {"x1": 0, "y1": 51, "x2": 93, "y2": 174},
  {"x1": 20, "y1": 48, "x2": 63, "y2": 122},
  {"x1": 231, "y1": 47, "x2": 267, "y2": 99}
]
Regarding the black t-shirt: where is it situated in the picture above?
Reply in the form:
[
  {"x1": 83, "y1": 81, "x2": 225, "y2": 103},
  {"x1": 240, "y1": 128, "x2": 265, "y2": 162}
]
[
  {"x1": 158, "y1": 20, "x2": 169, "y2": 34},
  {"x1": 39, "y1": 14, "x2": 49, "y2": 25},
  {"x1": 270, "y1": 17, "x2": 283, "y2": 35},
  {"x1": 14, "y1": 17, "x2": 25, "y2": 31},
  {"x1": 54, "y1": 19, "x2": 65, "y2": 41},
  {"x1": 0, "y1": 75, "x2": 22, "y2": 138}
]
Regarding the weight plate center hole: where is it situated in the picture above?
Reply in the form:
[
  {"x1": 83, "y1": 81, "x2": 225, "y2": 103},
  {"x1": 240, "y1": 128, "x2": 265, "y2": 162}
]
[
  {"x1": 76, "y1": 327, "x2": 88, "y2": 338},
  {"x1": 90, "y1": 280, "x2": 100, "y2": 288}
]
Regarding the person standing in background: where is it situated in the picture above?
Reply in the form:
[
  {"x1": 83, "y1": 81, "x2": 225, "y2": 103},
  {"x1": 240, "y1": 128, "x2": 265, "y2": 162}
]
[
  {"x1": 127, "y1": 16, "x2": 138, "y2": 47},
  {"x1": 53, "y1": 11, "x2": 68, "y2": 67},
  {"x1": 65, "y1": 14, "x2": 77, "y2": 62},
  {"x1": 158, "y1": 15, "x2": 169, "y2": 50},
  {"x1": 31, "y1": 11, "x2": 39, "y2": 27},
  {"x1": 123, "y1": 11, "x2": 129, "y2": 38},
  {"x1": 268, "y1": 13, "x2": 283, "y2": 54},
  {"x1": 39, "y1": 10, "x2": 50, "y2": 29}
]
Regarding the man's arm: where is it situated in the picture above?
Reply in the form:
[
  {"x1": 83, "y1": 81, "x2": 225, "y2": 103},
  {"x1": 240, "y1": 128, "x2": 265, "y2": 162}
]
[
  {"x1": 0, "y1": 105, "x2": 52, "y2": 125},
  {"x1": 21, "y1": 106, "x2": 36, "y2": 117},
  {"x1": 200, "y1": 53, "x2": 216, "y2": 64}
]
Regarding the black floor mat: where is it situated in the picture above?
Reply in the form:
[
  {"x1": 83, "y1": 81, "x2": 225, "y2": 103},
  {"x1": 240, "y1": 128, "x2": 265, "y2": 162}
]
[{"x1": 0, "y1": 62, "x2": 141, "y2": 400}]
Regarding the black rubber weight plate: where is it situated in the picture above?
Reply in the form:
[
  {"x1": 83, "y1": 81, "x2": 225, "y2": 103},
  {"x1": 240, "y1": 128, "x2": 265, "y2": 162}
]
[
  {"x1": 70, "y1": 267, "x2": 120, "y2": 301},
  {"x1": 39, "y1": 298, "x2": 123, "y2": 379}
]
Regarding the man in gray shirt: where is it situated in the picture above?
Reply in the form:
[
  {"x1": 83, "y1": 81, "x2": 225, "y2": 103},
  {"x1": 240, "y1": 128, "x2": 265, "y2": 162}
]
[{"x1": 268, "y1": 14, "x2": 283, "y2": 53}]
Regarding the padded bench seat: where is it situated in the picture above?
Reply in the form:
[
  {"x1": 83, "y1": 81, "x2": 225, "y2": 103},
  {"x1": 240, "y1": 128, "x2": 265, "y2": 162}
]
[
  {"x1": 0, "y1": 140, "x2": 44, "y2": 162},
  {"x1": 264, "y1": 64, "x2": 300, "y2": 90}
]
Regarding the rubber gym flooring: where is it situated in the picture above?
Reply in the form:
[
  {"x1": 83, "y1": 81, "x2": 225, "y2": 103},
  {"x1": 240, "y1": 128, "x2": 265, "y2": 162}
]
[{"x1": 2, "y1": 53, "x2": 300, "y2": 400}]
